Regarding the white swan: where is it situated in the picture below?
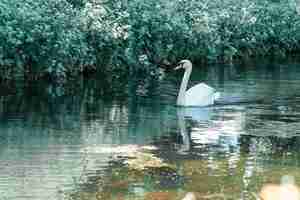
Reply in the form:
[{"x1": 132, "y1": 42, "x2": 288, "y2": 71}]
[{"x1": 175, "y1": 60, "x2": 220, "y2": 106}]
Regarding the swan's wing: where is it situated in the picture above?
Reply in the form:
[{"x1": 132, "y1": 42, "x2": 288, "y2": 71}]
[{"x1": 185, "y1": 83, "x2": 217, "y2": 106}]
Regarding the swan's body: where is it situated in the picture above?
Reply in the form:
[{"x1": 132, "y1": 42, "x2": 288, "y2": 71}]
[{"x1": 175, "y1": 60, "x2": 220, "y2": 107}]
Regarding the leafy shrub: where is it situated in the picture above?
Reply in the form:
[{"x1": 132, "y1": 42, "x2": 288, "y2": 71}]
[
  {"x1": 0, "y1": 0, "x2": 108, "y2": 80},
  {"x1": 122, "y1": 0, "x2": 300, "y2": 65},
  {"x1": 1, "y1": 0, "x2": 300, "y2": 82}
]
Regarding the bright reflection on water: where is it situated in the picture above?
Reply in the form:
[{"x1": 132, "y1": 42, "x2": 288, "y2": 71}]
[{"x1": 1, "y1": 59, "x2": 300, "y2": 199}]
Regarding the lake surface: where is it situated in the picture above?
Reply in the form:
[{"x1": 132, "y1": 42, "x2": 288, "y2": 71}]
[{"x1": 1, "y1": 59, "x2": 300, "y2": 200}]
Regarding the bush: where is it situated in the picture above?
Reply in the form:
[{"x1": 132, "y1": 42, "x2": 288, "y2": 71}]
[
  {"x1": 122, "y1": 0, "x2": 300, "y2": 65},
  {"x1": 1, "y1": 0, "x2": 300, "y2": 81},
  {"x1": 0, "y1": 0, "x2": 109, "y2": 80}
]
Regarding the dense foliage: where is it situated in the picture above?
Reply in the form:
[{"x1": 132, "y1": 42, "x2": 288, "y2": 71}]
[{"x1": 1, "y1": 0, "x2": 300, "y2": 81}]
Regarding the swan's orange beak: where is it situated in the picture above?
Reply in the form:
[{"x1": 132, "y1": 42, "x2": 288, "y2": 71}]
[
  {"x1": 174, "y1": 65, "x2": 182, "y2": 70},
  {"x1": 174, "y1": 62, "x2": 184, "y2": 70}
]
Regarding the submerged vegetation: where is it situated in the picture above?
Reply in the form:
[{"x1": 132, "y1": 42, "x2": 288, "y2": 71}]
[{"x1": 1, "y1": 0, "x2": 300, "y2": 81}]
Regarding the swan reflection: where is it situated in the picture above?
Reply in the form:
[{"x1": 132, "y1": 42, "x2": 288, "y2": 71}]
[{"x1": 176, "y1": 106, "x2": 245, "y2": 154}]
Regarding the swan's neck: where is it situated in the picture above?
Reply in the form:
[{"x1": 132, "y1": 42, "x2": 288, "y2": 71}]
[{"x1": 177, "y1": 67, "x2": 192, "y2": 106}]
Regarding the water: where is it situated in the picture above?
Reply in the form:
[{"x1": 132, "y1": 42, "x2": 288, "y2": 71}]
[{"x1": 1, "y1": 59, "x2": 300, "y2": 199}]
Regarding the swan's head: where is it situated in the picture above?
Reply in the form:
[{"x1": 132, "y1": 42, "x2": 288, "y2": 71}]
[{"x1": 174, "y1": 60, "x2": 192, "y2": 71}]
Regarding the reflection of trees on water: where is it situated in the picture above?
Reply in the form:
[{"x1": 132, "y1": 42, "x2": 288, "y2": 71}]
[
  {"x1": 0, "y1": 78, "x2": 125, "y2": 199},
  {"x1": 2, "y1": 60, "x2": 300, "y2": 199},
  {"x1": 0, "y1": 83, "x2": 87, "y2": 200},
  {"x1": 77, "y1": 62, "x2": 300, "y2": 198},
  {"x1": 70, "y1": 103, "x2": 300, "y2": 199},
  {"x1": 0, "y1": 77, "x2": 179, "y2": 199},
  {"x1": 0, "y1": 76, "x2": 180, "y2": 146},
  {"x1": 154, "y1": 102, "x2": 300, "y2": 199}
]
